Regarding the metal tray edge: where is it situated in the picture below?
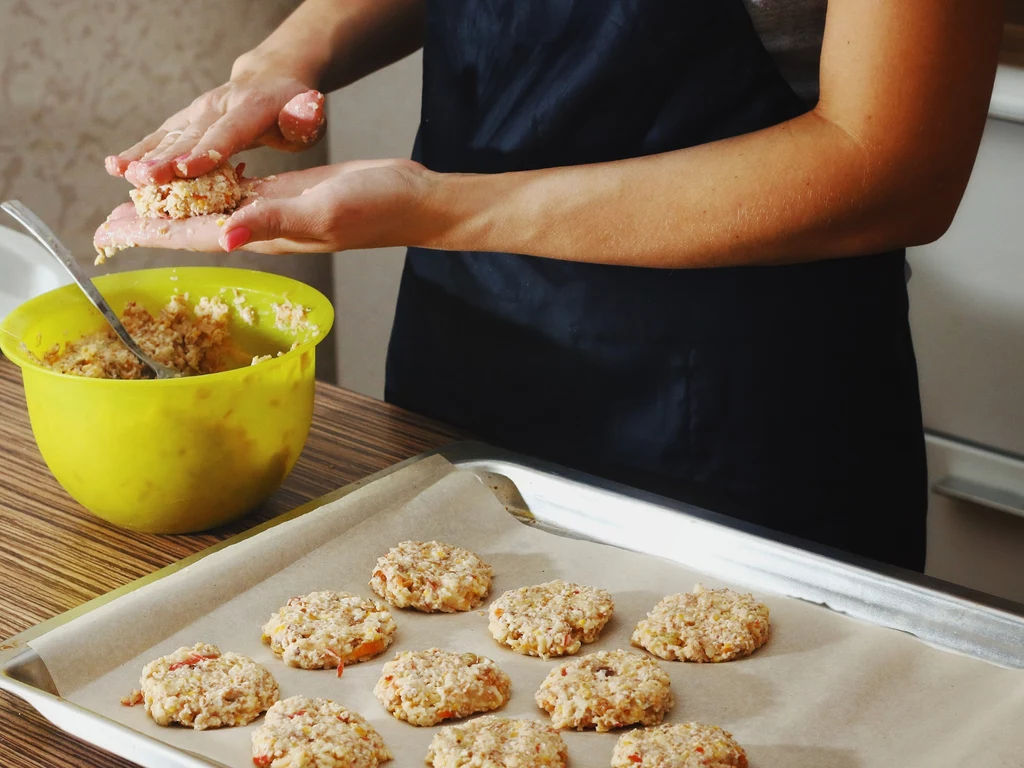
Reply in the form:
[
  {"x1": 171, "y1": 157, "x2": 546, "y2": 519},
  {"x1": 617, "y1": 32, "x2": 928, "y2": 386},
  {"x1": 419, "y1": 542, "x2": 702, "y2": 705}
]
[{"x1": 439, "y1": 442, "x2": 1024, "y2": 669}]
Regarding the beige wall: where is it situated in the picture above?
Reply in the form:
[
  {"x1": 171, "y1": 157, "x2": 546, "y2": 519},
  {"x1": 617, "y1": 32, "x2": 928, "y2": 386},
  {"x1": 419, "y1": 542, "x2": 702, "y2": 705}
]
[
  {"x1": 328, "y1": 53, "x2": 422, "y2": 398},
  {"x1": 0, "y1": 0, "x2": 336, "y2": 380}
]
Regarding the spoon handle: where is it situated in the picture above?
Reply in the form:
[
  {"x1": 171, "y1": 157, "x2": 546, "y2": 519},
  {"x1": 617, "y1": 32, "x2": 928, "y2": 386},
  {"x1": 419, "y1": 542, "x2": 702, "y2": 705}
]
[{"x1": 1, "y1": 200, "x2": 166, "y2": 377}]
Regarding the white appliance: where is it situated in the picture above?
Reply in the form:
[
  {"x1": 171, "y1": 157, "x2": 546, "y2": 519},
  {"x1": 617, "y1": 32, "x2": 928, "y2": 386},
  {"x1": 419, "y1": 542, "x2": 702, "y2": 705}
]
[
  {"x1": 909, "y1": 58, "x2": 1024, "y2": 603},
  {"x1": 0, "y1": 224, "x2": 71, "y2": 324}
]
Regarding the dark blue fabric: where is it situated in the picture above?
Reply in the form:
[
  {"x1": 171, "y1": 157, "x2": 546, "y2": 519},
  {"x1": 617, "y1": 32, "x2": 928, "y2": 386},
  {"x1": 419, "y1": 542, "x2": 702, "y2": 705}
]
[{"x1": 385, "y1": 0, "x2": 927, "y2": 571}]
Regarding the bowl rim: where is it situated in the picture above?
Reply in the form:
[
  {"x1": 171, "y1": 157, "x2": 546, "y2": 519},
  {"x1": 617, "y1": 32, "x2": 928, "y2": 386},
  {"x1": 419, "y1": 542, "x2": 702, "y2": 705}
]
[{"x1": 0, "y1": 265, "x2": 335, "y2": 386}]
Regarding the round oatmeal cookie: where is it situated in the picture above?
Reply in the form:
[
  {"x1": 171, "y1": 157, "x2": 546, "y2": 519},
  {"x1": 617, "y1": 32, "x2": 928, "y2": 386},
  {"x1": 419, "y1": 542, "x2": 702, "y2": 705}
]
[
  {"x1": 139, "y1": 642, "x2": 278, "y2": 730},
  {"x1": 631, "y1": 584, "x2": 770, "y2": 663},
  {"x1": 373, "y1": 648, "x2": 512, "y2": 726},
  {"x1": 534, "y1": 649, "x2": 673, "y2": 732},
  {"x1": 252, "y1": 695, "x2": 392, "y2": 768},
  {"x1": 370, "y1": 540, "x2": 492, "y2": 613},
  {"x1": 611, "y1": 722, "x2": 749, "y2": 768},
  {"x1": 425, "y1": 715, "x2": 568, "y2": 768},
  {"x1": 261, "y1": 591, "x2": 396, "y2": 671},
  {"x1": 488, "y1": 579, "x2": 614, "y2": 659}
]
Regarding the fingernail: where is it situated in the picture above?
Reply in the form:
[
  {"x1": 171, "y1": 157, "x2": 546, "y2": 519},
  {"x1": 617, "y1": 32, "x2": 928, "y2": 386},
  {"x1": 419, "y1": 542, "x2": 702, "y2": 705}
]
[
  {"x1": 104, "y1": 156, "x2": 123, "y2": 176},
  {"x1": 174, "y1": 154, "x2": 190, "y2": 174},
  {"x1": 221, "y1": 226, "x2": 250, "y2": 252},
  {"x1": 131, "y1": 160, "x2": 156, "y2": 184}
]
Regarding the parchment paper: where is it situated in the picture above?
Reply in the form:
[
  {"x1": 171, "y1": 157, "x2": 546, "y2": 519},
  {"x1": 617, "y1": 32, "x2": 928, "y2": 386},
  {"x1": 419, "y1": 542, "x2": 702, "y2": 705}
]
[{"x1": 29, "y1": 456, "x2": 1024, "y2": 767}]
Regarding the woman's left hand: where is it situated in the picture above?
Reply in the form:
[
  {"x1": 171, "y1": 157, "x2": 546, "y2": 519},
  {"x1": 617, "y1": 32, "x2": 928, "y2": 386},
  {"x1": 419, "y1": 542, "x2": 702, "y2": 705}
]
[{"x1": 94, "y1": 158, "x2": 437, "y2": 255}]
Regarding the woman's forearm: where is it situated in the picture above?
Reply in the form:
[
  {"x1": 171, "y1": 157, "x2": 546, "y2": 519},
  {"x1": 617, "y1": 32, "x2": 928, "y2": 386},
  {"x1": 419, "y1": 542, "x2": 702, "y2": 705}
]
[
  {"x1": 233, "y1": 0, "x2": 424, "y2": 92},
  {"x1": 418, "y1": 110, "x2": 945, "y2": 269},
  {"x1": 104, "y1": 0, "x2": 1001, "y2": 262}
]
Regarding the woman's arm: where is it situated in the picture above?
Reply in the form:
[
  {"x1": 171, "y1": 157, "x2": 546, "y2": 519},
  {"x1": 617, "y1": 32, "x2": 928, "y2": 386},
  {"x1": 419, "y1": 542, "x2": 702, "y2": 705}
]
[
  {"x1": 234, "y1": 0, "x2": 424, "y2": 94},
  {"x1": 97, "y1": 0, "x2": 1005, "y2": 261},
  {"x1": 416, "y1": 0, "x2": 1003, "y2": 267}
]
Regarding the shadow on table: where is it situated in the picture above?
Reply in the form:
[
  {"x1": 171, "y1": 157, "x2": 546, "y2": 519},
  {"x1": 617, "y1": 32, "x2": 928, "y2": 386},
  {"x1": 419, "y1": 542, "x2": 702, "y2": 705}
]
[
  {"x1": 749, "y1": 607, "x2": 854, "y2": 660},
  {"x1": 486, "y1": 551, "x2": 558, "y2": 585},
  {"x1": 679, "y1": 667, "x2": 777, "y2": 724},
  {"x1": 747, "y1": 744, "x2": 861, "y2": 768}
]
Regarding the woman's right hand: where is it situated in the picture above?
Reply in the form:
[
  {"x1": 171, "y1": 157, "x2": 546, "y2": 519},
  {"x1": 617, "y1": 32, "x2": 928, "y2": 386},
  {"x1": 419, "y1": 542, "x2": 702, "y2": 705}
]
[{"x1": 105, "y1": 70, "x2": 326, "y2": 188}]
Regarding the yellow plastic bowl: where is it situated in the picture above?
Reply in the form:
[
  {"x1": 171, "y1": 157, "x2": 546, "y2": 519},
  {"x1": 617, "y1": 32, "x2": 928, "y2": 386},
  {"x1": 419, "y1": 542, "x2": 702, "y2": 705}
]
[{"x1": 0, "y1": 266, "x2": 334, "y2": 534}]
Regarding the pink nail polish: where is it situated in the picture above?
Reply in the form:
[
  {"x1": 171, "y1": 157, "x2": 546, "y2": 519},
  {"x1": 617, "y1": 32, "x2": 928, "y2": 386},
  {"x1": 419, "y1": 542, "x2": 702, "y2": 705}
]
[
  {"x1": 222, "y1": 227, "x2": 251, "y2": 252},
  {"x1": 144, "y1": 160, "x2": 159, "y2": 179}
]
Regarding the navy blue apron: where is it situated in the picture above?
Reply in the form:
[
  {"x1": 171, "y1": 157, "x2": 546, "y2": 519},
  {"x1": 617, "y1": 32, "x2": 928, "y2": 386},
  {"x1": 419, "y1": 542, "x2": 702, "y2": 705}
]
[{"x1": 385, "y1": 0, "x2": 928, "y2": 571}]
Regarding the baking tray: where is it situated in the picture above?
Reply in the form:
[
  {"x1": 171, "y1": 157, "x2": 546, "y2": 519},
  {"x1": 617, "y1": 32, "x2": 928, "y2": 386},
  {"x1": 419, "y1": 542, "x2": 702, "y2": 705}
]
[{"x1": 2, "y1": 440, "x2": 1024, "y2": 768}]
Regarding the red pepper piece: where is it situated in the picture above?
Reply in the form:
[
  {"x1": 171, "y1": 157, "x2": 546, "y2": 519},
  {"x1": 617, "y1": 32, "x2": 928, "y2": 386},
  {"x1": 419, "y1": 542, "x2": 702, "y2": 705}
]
[{"x1": 168, "y1": 654, "x2": 218, "y2": 672}]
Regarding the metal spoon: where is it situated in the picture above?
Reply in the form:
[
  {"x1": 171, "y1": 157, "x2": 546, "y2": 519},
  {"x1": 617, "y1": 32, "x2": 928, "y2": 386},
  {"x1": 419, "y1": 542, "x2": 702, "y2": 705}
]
[{"x1": 1, "y1": 200, "x2": 179, "y2": 379}]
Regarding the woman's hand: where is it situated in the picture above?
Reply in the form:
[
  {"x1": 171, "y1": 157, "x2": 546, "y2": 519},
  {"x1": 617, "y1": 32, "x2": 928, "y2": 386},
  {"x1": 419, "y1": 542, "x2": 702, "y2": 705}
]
[
  {"x1": 105, "y1": 72, "x2": 326, "y2": 188},
  {"x1": 94, "y1": 159, "x2": 440, "y2": 255}
]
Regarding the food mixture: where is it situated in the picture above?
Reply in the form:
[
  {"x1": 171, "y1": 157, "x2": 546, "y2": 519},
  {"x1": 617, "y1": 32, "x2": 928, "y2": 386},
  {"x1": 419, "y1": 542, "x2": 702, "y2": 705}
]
[
  {"x1": 131, "y1": 642, "x2": 279, "y2": 730},
  {"x1": 535, "y1": 649, "x2": 675, "y2": 732},
  {"x1": 488, "y1": 579, "x2": 615, "y2": 658},
  {"x1": 261, "y1": 590, "x2": 396, "y2": 671},
  {"x1": 95, "y1": 161, "x2": 251, "y2": 264},
  {"x1": 370, "y1": 540, "x2": 494, "y2": 613},
  {"x1": 373, "y1": 648, "x2": 512, "y2": 726},
  {"x1": 130, "y1": 162, "x2": 247, "y2": 220},
  {"x1": 272, "y1": 297, "x2": 319, "y2": 337},
  {"x1": 33, "y1": 293, "x2": 259, "y2": 379},
  {"x1": 251, "y1": 696, "x2": 392, "y2": 768},
  {"x1": 611, "y1": 722, "x2": 749, "y2": 768},
  {"x1": 426, "y1": 716, "x2": 569, "y2": 768},
  {"x1": 631, "y1": 584, "x2": 771, "y2": 663}
]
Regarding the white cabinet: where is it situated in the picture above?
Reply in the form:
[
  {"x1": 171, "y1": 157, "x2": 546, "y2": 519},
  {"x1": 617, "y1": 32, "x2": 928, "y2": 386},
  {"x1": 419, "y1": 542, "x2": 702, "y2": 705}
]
[
  {"x1": 909, "y1": 117, "x2": 1024, "y2": 457},
  {"x1": 925, "y1": 435, "x2": 1024, "y2": 602},
  {"x1": 909, "y1": 113, "x2": 1024, "y2": 603}
]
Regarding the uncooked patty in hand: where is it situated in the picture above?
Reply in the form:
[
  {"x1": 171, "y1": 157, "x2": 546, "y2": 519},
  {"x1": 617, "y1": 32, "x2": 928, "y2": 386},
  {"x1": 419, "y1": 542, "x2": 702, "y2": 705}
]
[
  {"x1": 631, "y1": 584, "x2": 770, "y2": 662},
  {"x1": 130, "y1": 162, "x2": 246, "y2": 219},
  {"x1": 488, "y1": 579, "x2": 614, "y2": 658},
  {"x1": 370, "y1": 540, "x2": 492, "y2": 613},
  {"x1": 373, "y1": 648, "x2": 511, "y2": 726},
  {"x1": 535, "y1": 649, "x2": 673, "y2": 732},
  {"x1": 611, "y1": 722, "x2": 749, "y2": 768},
  {"x1": 425, "y1": 715, "x2": 568, "y2": 768},
  {"x1": 138, "y1": 642, "x2": 278, "y2": 730},
  {"x1": 251, "y1": 695, "x2": 392, "y2": 768},
  {"x1": 261, "y1": 590, "x2": 396, "y2": 671}
]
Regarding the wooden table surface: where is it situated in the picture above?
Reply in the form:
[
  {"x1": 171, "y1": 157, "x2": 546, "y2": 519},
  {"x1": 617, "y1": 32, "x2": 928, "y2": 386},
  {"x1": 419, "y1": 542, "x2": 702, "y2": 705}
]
[{"x1": 0, "y1": 359, "x2": 463, "y2": 768}]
